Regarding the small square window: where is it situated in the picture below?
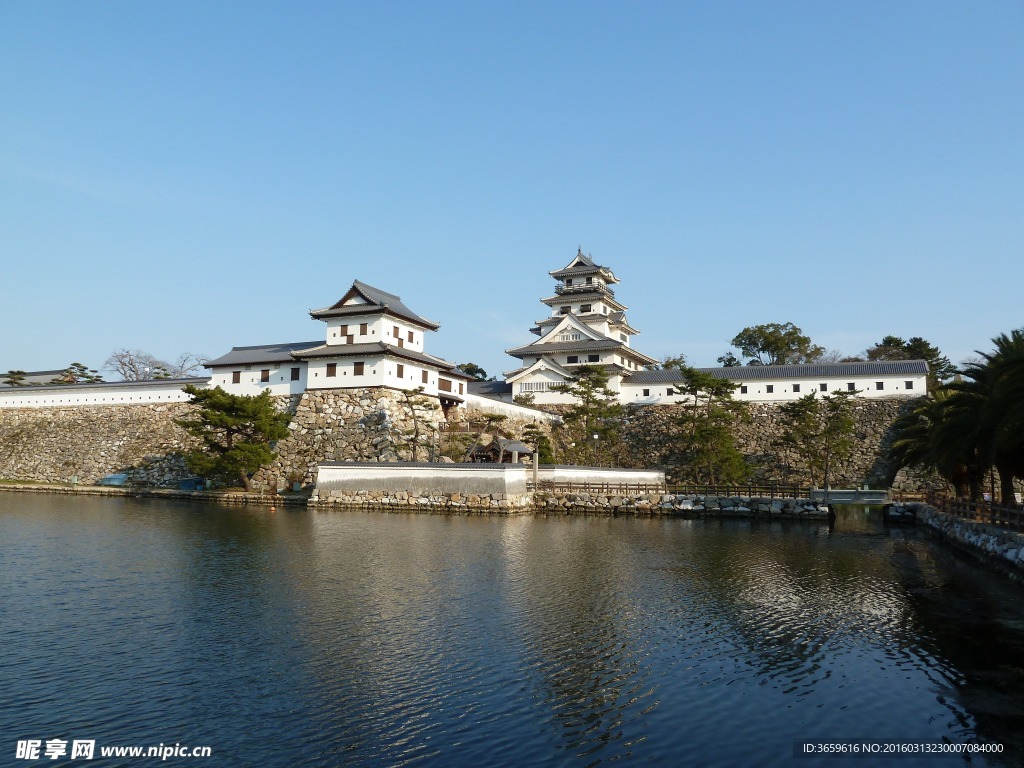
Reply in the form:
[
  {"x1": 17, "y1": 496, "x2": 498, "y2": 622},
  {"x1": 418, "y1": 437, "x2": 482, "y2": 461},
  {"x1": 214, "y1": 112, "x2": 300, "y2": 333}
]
[
  {"x1": 793, "y1": 384, "x2": 800, "y2": 393},
  {"x1": 326, "y1": 363, "x2": 337, "y2": 377},
  {"x1": 232, "y1": 371, "x2": 241, "y2": 384},
  {"x1": 642, "y1": 388, "x2": 650, "y2": 396},
  {"x1": 666, "y1": 388, "x2": 673, "y2": 396},
  {"x1": 740, "y1": 385, "x2": 747, "y2": 394},
  {"x1": 904, "y1": 380, "x2": 913, "y2": 390},
  {"x1": 580, "y1": 304, "x2": 592, "y2": 313},
  {"x1": 766, "y1": 385, "x2": 774, "y2": 394},
  {"x1": 354, "y1": 362, "x2": 365, "y2": 376},
  {"x1": 290, "y1": 367, "x2": 300, "y2": 381},
  {"x1": 819, "y1": 383, "x2": 827, "y2": 392},
  {"x1": 847, "y1": 382, "x2": 855, "y2": 391},
  {"x1": 875, "y1": 381, "x2": 884, "y2": 390},
  {"x1": 397, "y1": 364, "x2": 404, "y2": 378},
  {"x1": 260, "y1": 369, "x2": 270, "y2": 383}
]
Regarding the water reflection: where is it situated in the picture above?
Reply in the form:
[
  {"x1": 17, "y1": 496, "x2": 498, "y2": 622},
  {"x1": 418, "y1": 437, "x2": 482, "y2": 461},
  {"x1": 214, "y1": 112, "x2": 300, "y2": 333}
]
[{"x1": 2, "y1": 496, "x2": 1022, "y2": 767}]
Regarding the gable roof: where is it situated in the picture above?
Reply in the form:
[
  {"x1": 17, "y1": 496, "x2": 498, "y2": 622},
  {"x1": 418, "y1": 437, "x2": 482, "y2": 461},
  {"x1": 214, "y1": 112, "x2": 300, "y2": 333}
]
[
  {"x1": 549, "y1": 248, "x2": 620, "y2": 283},
  {"x1": 309, "y1": 280, "x2": 440, "y2": 330}
]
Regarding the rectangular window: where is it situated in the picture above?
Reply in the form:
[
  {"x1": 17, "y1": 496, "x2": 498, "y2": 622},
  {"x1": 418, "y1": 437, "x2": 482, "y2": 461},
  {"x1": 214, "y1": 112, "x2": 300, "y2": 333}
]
[
  {"x1": 588, "y1": 354, "x2": 599, "y2": 362},
  {"x1": 875, "y1": 381, "x2": 884, "y2": 390},
  {"x1": 559, "y1": 306, "x2": 570, "y2": 315},
  {"x1": 347, "y1": 335, "x2": 354, "y2": 344},
  {"x1": 642, "y1": 388, "x2": 650, "y2": 396},
  {"x1": 290, "y1": 367, "x2": 300, "y2": 381},
  {"x1": 422, "y1": 370, "x2": 429, "y2": 384},
  {"x1": 459, "y1": 382, "x2": 464, "y2": 395},
  {"x1": 340, "y1": 324, "x2": 348, "y2": 337},
  {"x1": 354, "y1": 362, "x2": 365, "y2": 376},
  {"x1": 360, "y1": 323, "x2": 368, "y2": 335},
  {"x1": 905, "y1": 380, "x2": 913, "y2": 390},
  {"x1": 408, "y1": 331, "x2": 414, "y2": 343},
  {"x1": 567, "y1": 355, "x2": 579, "y2": 364},
  {"x1": 326, "y1": 363, "x2": 337, "y2": 377},
  {"x1": 260, "y1": 369, "x2": 270, "y2": 383},
  {"x1": 766, "y1": 384, "x2": 774, "y2": 394},
  {"x1": 793, "y1": 383, "x2": 800, "y2": 393},
  {"x1": 393, "y1": 325, "x2": 400, "y2": 338},
  {"x1": 847, "y1": 382, "x2": 855, "y2": 391},
  {"x1": 232, "y1": 371, "x2": 241, "y2": 384},
  {"x1": 566, "y1": 278, "x2": 573, "y2": 286},
  {"x1": 740, "y1": 385, "x2": 748, "y2": 394},
  {"x1": 820, "y1": 383, "x2": 827, "y2": 392},
  {"x1": 396, "y1": 364, "x2": 404, "y2": 378},
  {"x1": 439, "y1": 379, "x2": 452, "y2": 392},
  {"x1": 666, "y1": 388, "x2": 673, "y2": 396},
  {"x1": 580, "y1": 304, "x2": 592, "y2": 313},
  {"x1": 586, "y1": 276, "x2": 592, "y2": 284}
]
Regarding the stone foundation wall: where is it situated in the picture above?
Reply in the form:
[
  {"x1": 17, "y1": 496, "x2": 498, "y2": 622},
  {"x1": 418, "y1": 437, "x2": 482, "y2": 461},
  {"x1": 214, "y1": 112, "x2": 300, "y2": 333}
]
[
  {"x1": 0, "y1": 403, "x2": 197, "y2": 485},
  {"x1": 620, "y1": 398, "x2": 941, "y2": 490},
  {"x1": 252, "y1": 388, "x2": 446, "y2": 491}
]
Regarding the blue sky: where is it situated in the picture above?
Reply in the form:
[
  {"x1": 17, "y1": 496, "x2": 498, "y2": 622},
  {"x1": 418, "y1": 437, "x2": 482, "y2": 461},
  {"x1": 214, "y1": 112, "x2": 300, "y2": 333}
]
[{"x1": 2, "y1": 1, "x2": 1021, "y2": 379}]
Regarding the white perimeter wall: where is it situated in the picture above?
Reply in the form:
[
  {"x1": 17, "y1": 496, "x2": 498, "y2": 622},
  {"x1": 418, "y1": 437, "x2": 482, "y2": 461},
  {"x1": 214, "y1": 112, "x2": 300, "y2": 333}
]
[
  {"x1": 316, "y1": 462, "x2": 529, "y2": 495},
  {"x1": 0, "y1": 379, "x2": 208, "y2": 409}
]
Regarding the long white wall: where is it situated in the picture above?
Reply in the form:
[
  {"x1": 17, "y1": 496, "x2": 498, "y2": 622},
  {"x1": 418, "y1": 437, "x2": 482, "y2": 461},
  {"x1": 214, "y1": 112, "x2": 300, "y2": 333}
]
[{"x1": 0, "y1": 378, "x2": 208, "y2": 409}]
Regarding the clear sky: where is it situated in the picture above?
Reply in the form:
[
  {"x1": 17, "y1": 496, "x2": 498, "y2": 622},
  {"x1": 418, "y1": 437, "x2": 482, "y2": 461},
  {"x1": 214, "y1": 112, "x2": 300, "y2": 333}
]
[{"x1": 2, "y1": 1, "x2": 1021, "y2": 379}]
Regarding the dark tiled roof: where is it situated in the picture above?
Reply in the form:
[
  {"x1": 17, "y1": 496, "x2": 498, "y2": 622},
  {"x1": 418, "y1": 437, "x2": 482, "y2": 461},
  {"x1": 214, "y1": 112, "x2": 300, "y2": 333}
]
[
  {"x1": 506, "y1": 338, "x2": 626, "y2": 356},
  {"x1": 206, "y1": 341, "x2": 323, "y2": 368},
  {"x1": 292, "y1": 342, "x2": 464, "y2": 373},
  {"x1": 468, "y1": 380, "x2": 513, "y2": 396},
  {"x1": 629, "y1": 360, "x2": 929, "y2": 384},
  {"x1": 309, "y1": 280, "x2": 440, "y2": 330}
]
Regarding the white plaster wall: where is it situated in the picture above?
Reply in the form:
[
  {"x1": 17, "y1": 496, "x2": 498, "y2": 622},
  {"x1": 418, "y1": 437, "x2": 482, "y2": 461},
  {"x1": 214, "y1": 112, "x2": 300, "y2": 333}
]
[
  {"x1": 535, "y1": 466, "x2": 665, "y2": 487},
  {"x1": 620, "y1": 372, "x2": 927, "y2": 404},
  {"x1": 0, "y1": 379, "x2": 207, "y2": 409},
  {"x1": 463, "y1": 393, "x2": 561, "y2": 423},
  {"x1": 315, "y1": 462, "x2": 528, "y2": 495},
  {"x1": 209, "y1": 364, "x2": 308, "y2": 396}
]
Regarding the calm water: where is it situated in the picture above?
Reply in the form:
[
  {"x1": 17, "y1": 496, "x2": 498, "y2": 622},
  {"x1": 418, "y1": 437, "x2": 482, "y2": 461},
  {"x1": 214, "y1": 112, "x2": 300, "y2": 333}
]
[{"x1": 2, "y1": 494, "x2": 1023, "y2": 767}]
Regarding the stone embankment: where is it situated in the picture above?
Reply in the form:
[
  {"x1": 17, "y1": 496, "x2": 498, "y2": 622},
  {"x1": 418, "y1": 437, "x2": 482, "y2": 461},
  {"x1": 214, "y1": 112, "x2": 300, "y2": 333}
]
[
  {"x1": 532, "y1": 492, "x2": 831, "y2": 517},
  {"x1": 0, "y1": 482, "x2": 307, "y2": 506},
  {"x1": 311, "y1": 488, "x2": 534, "y2": 512},
  {"x1": 919, "y1": 504, "x2": 1024, "y2": 582}
]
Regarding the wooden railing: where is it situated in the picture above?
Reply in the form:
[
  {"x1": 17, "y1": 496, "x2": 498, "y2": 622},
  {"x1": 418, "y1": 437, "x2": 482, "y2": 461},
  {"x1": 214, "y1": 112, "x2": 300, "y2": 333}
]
[
  {"x1": 529, "y1": 481, "x2": 665, "y2": 494},
  {"x1": 927, "y1": 491, "x2": 1024, "y2": 533},
  {"x1": 667, "y1": 483, "x2": 814, "y2": 499}
]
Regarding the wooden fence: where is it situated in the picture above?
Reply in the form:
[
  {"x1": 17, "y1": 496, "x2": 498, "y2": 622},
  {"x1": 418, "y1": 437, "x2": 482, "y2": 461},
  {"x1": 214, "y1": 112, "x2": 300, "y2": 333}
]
[
  {"x1": 528, "y1": 481, "x2": 666, "y2": 495},
  {"x1": 666, "y1": 483, "x2": 814, "y2": 499},
  {"x1": 927, "y1": 491, "x2": 1024, "y2": 533}
]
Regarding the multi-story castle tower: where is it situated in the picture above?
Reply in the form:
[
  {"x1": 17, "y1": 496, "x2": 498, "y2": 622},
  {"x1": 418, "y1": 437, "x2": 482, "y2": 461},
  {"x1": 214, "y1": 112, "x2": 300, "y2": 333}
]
[{"x1": 502, "y1": 249, "x2": 658, "y2": 404}]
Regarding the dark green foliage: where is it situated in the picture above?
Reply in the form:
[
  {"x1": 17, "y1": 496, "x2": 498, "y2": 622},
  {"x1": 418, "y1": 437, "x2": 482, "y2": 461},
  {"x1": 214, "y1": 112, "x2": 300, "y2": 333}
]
[
  {"x1": 49, "y1": 362, "x2": 103, "y2": 384},
  {"x1": 776, "y1": 390, "x2": 858, "y2": 487},
  {"x1": 866, "y1": 335, "x2": 954, "y2": 385},
  {"x1": 887, "y1": 329, "x2": 1024, "y2": 504},
  {"x1": 456, "y1": 362, "x2": 490, "y2": 381},
  {"x1": 3, "y1": 370, "x2": 27, "y2": 386},
  {"x1": 551, "y1": 365, "x2": 624, "y2": 466},
  {"x1": 669, "y1": 365, "x2": 749, "y2": 484},
  {"x1": 728, "y1": 322, "x2": 824, "y2": 366},
  {"x1": 174, "y1": 385, "x2": 290, "y2": 491},
  {"x1": 521, "y1": 424, "x2": 554, "y2": 464}
]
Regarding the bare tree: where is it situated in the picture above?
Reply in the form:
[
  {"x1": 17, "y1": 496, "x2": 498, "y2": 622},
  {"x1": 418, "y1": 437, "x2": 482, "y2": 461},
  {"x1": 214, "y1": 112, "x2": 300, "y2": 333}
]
[{"x1": 104, "y1": 349, "x2": 208, "y2": 381}]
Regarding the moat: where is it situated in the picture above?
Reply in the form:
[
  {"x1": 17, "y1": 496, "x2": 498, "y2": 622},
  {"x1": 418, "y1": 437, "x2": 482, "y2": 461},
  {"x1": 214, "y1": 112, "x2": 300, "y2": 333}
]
[{"x1": 2, "y1": 493, "x2": 1022, "y2": 766}]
